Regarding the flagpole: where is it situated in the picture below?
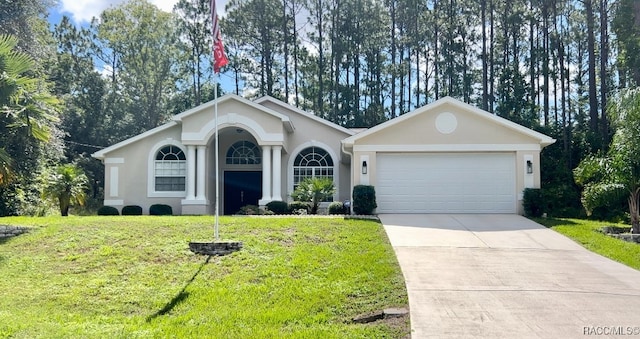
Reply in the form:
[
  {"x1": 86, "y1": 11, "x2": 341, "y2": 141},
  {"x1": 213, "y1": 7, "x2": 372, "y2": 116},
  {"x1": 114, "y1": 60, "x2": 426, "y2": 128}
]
[
  {"x1": 211, "y1": 0, "x2": 227, "y2": 242},
  {"x1": 214, "y1": 74, "x2": 220, "y2": 241}
]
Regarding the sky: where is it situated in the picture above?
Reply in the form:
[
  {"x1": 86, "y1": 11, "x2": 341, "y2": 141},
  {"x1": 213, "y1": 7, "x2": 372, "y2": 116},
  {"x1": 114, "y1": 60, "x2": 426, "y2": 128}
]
[
  {"x1": 51, "y1": 0, "x2": 228, "y2": 25},
  {"x1": 48, "y1": 0, "x2": 237, "y2": 92}
]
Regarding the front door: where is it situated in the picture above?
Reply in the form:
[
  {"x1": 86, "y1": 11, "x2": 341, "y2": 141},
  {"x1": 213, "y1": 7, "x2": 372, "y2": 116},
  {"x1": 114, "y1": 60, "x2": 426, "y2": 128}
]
[{"x1": 224, "y1": 171, "x2": 262, "y2": 215}]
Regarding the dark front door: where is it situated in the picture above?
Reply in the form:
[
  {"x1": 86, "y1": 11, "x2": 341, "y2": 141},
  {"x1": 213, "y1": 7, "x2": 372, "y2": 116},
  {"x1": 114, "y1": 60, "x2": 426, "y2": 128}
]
[{"x1": 224, "y1": 171, "x2": 262, "y2": 215}]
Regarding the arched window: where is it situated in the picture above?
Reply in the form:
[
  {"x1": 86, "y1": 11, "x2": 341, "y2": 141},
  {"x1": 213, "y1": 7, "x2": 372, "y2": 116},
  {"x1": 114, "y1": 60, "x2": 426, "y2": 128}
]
[
  {"x1": 226, "y1": 141, "x2": 261, "y2": 165},
  {"x1": 293, "y1": 146, "x2": 334, "y2": 190},
  {"x1": 154, "y1": 145, "x2": 186, "y2": 191}
]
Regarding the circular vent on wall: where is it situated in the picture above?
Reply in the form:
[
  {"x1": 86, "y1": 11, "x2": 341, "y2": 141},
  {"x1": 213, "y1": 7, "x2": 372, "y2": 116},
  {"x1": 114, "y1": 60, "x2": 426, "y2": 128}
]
[{"x1": 435, "y1": 112, "x2": 457, "y2": 134}]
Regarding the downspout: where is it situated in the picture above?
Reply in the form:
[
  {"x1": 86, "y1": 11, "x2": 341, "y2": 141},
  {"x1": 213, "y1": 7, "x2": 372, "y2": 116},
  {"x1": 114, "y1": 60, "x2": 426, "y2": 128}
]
[{"x1": 341, "y1": 141, "x2": 354, "y2": 215}]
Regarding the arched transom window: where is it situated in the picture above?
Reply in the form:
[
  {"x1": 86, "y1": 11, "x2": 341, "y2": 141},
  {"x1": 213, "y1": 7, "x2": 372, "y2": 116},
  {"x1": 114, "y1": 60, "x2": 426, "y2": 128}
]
[
  {"x1": 226, "y1": 141, "x2": 261, "y2": 165},
  {"x1": 154, "y1": 145, "x2": 186, "y2": 191},
  {"x1": 293, "y1": 146, "x2": 334, "y2": 189}
]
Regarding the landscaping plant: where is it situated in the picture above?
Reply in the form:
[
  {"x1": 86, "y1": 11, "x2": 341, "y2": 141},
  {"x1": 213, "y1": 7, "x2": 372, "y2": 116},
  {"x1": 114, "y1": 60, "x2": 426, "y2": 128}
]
[
  {"x1": 290, "y1": 177, "x2": 335, "y2": 214},
  {"x1": 41, "y1": 164, "x2": 88, "y2": 216},
  {"x1": 574, "y1": 88, "x2": 640, "y2": 234}
]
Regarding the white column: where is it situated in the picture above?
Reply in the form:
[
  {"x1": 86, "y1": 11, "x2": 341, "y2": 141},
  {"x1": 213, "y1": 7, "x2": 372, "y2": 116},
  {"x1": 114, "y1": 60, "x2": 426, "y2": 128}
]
[
  {"x1": 272, "y1": 145, "x2": 282, "y2": 201},
  {"x1": 261, "y1": 145, "x2": 272, "y2": 203},
  {"x1": 186, "y1": 145, "x2": 196, "y2": 200},
  {"x1": 196, "y1": 145, "x2": 207, "y2": 201}
]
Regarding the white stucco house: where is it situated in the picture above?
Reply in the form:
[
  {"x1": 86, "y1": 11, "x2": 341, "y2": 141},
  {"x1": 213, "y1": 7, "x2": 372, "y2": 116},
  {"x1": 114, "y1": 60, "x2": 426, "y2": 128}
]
[{"x1": 92, "y1": 94, "x2": 555, "y2": 215}]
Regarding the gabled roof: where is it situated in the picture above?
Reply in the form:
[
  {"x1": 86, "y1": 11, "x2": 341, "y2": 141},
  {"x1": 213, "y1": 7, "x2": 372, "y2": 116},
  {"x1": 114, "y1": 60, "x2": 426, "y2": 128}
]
[
  {"x1": 92, "y1": 94, "x2": 297, "y2": 160},
  {"x1": 254, "y1": 96, "x2": 356, "y2": 136},
  {"x1": 173, "y1": 93, "x2": 295, "y2": 132},
  {"x1": 342, "y1": 96, "x2": 556, "y2": 147},
  {"x1": 92, "y1": 121, "x2": 179, "y2": 160}
]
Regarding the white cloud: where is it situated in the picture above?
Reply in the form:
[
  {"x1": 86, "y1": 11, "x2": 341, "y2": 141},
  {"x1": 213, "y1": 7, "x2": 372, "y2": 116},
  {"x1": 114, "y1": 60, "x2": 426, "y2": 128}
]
[{"x1": 59, "y1": 0, "x2": 181, "y2": 24}]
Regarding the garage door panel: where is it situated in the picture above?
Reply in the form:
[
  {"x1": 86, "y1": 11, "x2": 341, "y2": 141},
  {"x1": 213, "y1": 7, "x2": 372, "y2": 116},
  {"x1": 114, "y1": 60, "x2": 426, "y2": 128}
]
[{"x1": 376, "y1": 153, "x2": 516, "y2": 214}]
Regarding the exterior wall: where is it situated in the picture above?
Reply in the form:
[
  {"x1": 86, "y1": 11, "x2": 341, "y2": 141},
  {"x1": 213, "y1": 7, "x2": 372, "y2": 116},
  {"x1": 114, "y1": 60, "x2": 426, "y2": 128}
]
[
  {"x1": 347, "y1": 100, "x2": 551, "y2": 215},
  {"x1": 98, "y1": 96, "x2": 353, "y2": 215},
  {"x1": 354, "y1": 102, "x2": 540, "y2": 147},
  {"x1": 101, "y1": 124, "x2": 185, "y2": 215},
  {"x1": 181, "y1": 99, "x2": 285, "y2": 146},
  {"x1": 260, "y1": 101, "x2": 353, "y2": 202}
]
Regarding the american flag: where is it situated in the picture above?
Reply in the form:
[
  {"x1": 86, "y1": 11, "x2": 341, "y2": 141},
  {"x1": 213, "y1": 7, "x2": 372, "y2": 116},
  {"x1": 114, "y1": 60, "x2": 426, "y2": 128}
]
[{"x1": 211, "y1": 0, "x2": 228, "y2": 73}]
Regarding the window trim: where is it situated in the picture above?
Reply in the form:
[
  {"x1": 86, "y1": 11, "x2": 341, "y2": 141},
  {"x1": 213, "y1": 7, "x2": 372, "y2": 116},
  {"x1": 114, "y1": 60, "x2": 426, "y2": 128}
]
[
  {"x1": 287, "y1": 141, "x2": 339, "y2": 202},
  {"x1": 147, "y1": 139, "x2": 188, "y2": 198},
  {"x1": 226, "y1": 140, "x2": 262, "y2": 165}
]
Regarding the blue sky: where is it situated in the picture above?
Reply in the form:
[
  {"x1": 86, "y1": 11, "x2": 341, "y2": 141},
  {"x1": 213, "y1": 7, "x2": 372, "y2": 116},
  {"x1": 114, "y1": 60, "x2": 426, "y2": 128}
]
[
  {"x1": 50, "y1": 0, "x2": 181, "y2": 25},
  {"x1": 48, "y1": 0, "x2": 237, "y2": 94}
]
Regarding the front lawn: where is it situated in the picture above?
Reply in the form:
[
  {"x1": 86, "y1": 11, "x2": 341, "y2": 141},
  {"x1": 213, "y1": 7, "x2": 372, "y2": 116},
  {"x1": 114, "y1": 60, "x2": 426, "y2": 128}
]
[
  {"x1": 534, "y1": 217, "x2": 640, "y2": 270},
  {"x1": 0, "y1": 216, "x2": 409, "y2": 338}
]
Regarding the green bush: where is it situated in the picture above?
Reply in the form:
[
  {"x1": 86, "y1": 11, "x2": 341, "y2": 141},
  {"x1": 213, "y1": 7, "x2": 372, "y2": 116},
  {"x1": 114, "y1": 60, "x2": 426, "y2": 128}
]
[
  {"x1": 291, "y1": 177, "x2": 335, "y2": 214},
  {"x1": 121, "y1": 205, "x2": 143, "y2": 215},
  {"x1": 328, "y1": 201, "x2": 346, "y2": 215},
  {"x1": 237, "y1": 205, "x2": 260, "y2": 215},
  {"x1": 149, "y1": 204, "x2": 173, "y2": 216},
  {"x1": 266, "y1": 201, "x2": 290, "y2": 215},
  {"x1": 523, "y1": 188, "x2": 544, "y2": 217},
  {"x1": 353, "y1": 185, "x2": 377, "y2": 215},
  {"x1": 288, "y1": 201, "x2": 310, "y2": 214},
  {"x1": 97, "y1": 206, "x2": 119, "y2": 216}
]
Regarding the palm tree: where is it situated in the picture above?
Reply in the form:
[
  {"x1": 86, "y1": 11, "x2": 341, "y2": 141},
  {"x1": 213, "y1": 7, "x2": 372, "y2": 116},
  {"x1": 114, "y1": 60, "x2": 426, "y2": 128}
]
[
  {"x1": 42, "y1": 164, "x2": 89, "y2": 216},
  {"x1": 0, "y1": 149, "x2": 12, "y2": 186},
  {"x1": 0, "y1": 34, "x2": 60, "y2": 184},
  {"x1": 291, "y1": 177, "x2": 336, "y2": 214}
]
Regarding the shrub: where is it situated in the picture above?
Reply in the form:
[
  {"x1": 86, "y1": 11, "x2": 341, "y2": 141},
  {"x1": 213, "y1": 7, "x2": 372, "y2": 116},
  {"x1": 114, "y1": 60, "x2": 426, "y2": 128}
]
[
  {"x1": 121, "y1": 205, "x2": 143, "y2": 215},
  {"x1": 237, "y1": 205, "x2": 260, "y2": 215},
  {"x1": 149, "y1": 204, "x2": 173, "y2": 216},
  {"x1": 289, "y1": 201, "x2": 310, "y2": 214},
  {"x1": 328, "y1": 201, "x2": 346, "y2": 215},
  {"x1": 353, "y1": 185, "x2": 377, "y2": 215},
  {"x1": 290, "y1": 177, "x2": 336, "y2": 214},
  {"x1": 266, "y1": 201, "x2": 290, "y2": 215},
  {"x1": 523, "y1": 188, "x2": 544, "y2": 217},
  {"x1": 97, "y1": 206, "x2": 119, "y2": 216}
]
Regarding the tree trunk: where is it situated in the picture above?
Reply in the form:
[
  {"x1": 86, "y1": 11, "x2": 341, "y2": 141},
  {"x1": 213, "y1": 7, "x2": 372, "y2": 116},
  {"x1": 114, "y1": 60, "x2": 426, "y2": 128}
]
[
  {"x1": 600, "y1": 0, "x2": 609, "y2": 145},
  {"x1": 585, "y1": 0, "x2": 599, "y2": 138},
  {"x1": 59, "y1": 194, "x2": 70, "y2": 217},
  {"x1": 630, "y1": 188, "x2": 640, "y2": 234},
  {"x1": 481, "y1": 0, "x2": 488, "y2": 110},
  {"x1": 390, "y1": 0, "x2": 397, "y2": 116}
]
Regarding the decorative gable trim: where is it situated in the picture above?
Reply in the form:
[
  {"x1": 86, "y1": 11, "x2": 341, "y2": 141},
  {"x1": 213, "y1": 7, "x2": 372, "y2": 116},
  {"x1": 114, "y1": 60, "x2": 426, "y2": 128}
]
[
  {"x1": 254, "y1": 96, "x2": 356, "y2": 136},
  {"x1": 342, "y1": 96, "x2": 555, "y2": 148}
]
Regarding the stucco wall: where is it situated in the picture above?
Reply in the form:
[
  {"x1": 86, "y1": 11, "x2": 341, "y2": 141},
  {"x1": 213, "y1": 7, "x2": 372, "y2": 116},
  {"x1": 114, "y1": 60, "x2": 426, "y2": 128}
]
[
  {"x1": 354, "y1": 102, "x2": 541, "y2": 146},
  {"x1": 98, "y1": 96, "x2": 354, "y2": 215},
  {"x1": 346, "y1": 99, "x2": 551, "y2": 215},
  {"x1": 102, "y1": 124, "x2": 185, "y2": 215},
  {"x1": 259, "y1": 100, "x2": 353, "y2": 202}
]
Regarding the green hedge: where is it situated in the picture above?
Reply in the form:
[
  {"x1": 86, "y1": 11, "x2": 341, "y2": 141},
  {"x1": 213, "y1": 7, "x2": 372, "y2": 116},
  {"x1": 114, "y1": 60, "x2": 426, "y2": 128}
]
[
  {"x1": 266, "y1": 201, "x2": 290, "y2": 215},
  {"x1": 122, "y1": 205, "x2": 143, "y2": 215},
  {"x1": 149, "y1": 204, "x2": 173, "y2": 216},
  {"x1": 289, "y1": 201, "x2": 310, "y2": 214},
  {"x1": 328, "y1": 201, "x2": 346, "y2": 215},
  {"x1": 97, "y1": 206, "x2": 120, "y2": 216},
  {"x1": 523, "y1": 188, "x2": 544, "y2": 217},
  {"x1": 353, "y1": 185, "x2": 377, "y2": 215}
]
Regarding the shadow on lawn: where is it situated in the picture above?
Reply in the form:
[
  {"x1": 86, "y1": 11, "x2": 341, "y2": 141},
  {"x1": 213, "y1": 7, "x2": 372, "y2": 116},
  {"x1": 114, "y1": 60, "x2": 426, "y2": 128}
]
[
  {"x1": 530, "y1": 217, "x2": 578, "y2": 228},
  {"x1": 147, "y1": 255, "x2": 212, "y2": 321}
]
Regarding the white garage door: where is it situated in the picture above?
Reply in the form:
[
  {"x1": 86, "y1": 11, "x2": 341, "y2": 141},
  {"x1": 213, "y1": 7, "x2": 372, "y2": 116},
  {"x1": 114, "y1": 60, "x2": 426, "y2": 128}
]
[{"x1": 376, "y1": 153, "x2": 516, "y2": 213}]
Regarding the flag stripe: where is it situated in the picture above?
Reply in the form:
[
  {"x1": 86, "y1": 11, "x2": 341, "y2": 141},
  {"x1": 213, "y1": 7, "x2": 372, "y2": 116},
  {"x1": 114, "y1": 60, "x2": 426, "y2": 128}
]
[{"x1": 211, "y1": 0, "x2": 228, "y2": 73}]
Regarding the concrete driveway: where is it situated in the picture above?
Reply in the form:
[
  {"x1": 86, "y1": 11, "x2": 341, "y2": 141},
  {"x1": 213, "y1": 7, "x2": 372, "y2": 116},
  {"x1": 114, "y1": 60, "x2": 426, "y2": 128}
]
[{"x1": 380, "y1": 214, "x2": 640, "y2": 339}]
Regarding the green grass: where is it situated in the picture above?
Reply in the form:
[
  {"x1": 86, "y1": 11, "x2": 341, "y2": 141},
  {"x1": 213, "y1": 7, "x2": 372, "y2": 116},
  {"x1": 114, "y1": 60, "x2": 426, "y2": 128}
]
[
  {"x1": 0, "y1": 216, "x2": 409, "y2": 338},
  {"x1": 534, "y1": 217, "x2": 640, "y2": 270}
]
